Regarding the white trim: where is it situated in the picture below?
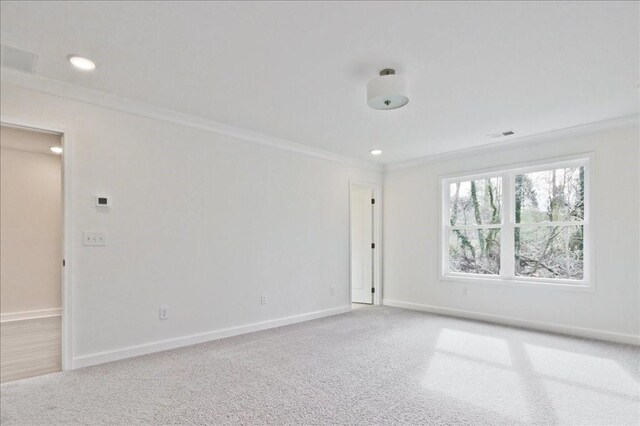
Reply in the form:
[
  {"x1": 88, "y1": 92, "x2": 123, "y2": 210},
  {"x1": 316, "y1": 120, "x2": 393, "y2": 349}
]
[
  {"x1": 1, "y1": 70, "x2": 381, "y2": 172},
  {"x1": 73, "y1": 305, "x2": 351, "y2": 368},
  {"x1": 385, "y1": 114, "x2": 638, "y2": 172},
  {"x1": 1, "y1": 115, "x2": 74, "y2": 371},
  {"x1": 61, "y1": 126, "x2": 75, "y2": 371},
  {"x1": 3, "y1": 69, "x2": 636, "y2": 173},
  {"x1": 439, "y1": 274, "x2": 594, "y2": 292},
  {"x1": 382, "y1": 299, "x2": 640, "y2": 346},
  {"x1": 440, "y1": 154, "x2": 594, "y2": 290},
  {"x1": 439, "y1": 153, "x2": 592, "y2": 183},
  {"x1": 0, "y1": 308, "x2": 62, "y2": 323},
  {"x1": 448, "y1": 224, "x2": 503, "y2": 230},
  {"x1": 514, "y1": 221, "x2": 585, "y2": 228},
  {"x1": 502, "y1": 173, "x2": 515, "y2": 278},
  {"x1": 349, "y1": 181, "x2": 383, "y2": 306},
  {"x1": 374, "y1": 183, "x2": 383, "y2": 306}
]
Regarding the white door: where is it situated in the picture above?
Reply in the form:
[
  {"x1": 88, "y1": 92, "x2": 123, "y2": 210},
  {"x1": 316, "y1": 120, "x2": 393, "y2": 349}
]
[{"x1": 351, "y1": 184, "x2": 374, "y2": 304}]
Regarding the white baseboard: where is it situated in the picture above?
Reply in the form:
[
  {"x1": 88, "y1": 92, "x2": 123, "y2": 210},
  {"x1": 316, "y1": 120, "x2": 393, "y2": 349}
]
[
  {"x1": 73, "y1": 305, "x2": 351, "y2": 369},
  {"x1": 383, "y1": 299, "x2": 640, "y2": 346},
  {"x1": 0, "y1": 308, "x2": 62, "y2": 323}
]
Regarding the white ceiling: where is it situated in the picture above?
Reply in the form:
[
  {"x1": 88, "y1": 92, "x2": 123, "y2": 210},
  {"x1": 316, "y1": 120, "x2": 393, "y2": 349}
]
[{"x1": 1, "y1": 1, "x2": 638, "y2": 164}]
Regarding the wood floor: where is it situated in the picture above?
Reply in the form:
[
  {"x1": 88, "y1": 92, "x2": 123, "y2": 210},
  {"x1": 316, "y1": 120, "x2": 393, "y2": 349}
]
[{"x1": 0, "y1": 316, "x2": 61, "y2": 383}]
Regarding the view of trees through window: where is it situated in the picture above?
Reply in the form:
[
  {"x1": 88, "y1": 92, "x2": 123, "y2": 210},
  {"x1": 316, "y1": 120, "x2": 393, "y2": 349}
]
[
  {"x1": 448, "y1": 178, "x2": 502, "y2": 274},
  {"x1": 446, "y1": 163, "x2": 587, "y2": 282},
  {"x1": 514, "y1": 167, "x2": 585, "y2": 280}
]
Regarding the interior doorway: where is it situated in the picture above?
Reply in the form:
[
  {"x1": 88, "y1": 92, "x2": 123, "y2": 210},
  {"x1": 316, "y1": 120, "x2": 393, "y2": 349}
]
[
  {"x1": 0, "y1": 125, "x2": 64, "y2": 382},
  {"x1": 350, "y1": 182, "x2": 381, "y2": 305}
]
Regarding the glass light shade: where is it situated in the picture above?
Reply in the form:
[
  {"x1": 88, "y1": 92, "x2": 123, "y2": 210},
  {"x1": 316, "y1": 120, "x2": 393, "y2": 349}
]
[{"x1": 367, "y1": 74, "x2": 409, "y2": 110}]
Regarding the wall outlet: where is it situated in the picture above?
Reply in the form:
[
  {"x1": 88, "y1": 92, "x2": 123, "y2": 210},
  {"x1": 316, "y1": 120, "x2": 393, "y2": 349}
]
[
  {"x1": 83, "y1": 232, "x2": 106, "y2": 246},
  {"x1": 261, "y1": 295, "x2": 267, "y2": 305},
  {"x1": 330, "y1": 286, "x2": 335, "y2": 295},
  {"x1": 159, "y1": 305, "x2": 169, "y2": 320},
  {"x1": 95, "y1": 195, "x2": 111, "y2": 207}
]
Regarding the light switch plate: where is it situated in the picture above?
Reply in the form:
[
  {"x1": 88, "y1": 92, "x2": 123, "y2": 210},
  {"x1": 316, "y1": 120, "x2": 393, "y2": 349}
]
[{"x1": 83, "y1": 232, "x2": 106, "y2": 246}]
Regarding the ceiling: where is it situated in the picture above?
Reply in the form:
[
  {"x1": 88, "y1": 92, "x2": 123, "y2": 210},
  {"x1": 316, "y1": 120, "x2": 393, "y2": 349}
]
[{"x1": 1, "y1": 1, "x2": 638, "y2": 164}]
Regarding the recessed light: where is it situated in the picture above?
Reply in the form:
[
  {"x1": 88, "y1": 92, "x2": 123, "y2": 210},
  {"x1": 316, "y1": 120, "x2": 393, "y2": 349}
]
[
  {"x1": 370, "y1": 149, "x2": 383, "y2": 156},
  {"x1": 50, "y1": 146, "x2": 63, "y2": 154},
  {"x1": 68, "y1": 54, "x2": 96, "y2": 71}
]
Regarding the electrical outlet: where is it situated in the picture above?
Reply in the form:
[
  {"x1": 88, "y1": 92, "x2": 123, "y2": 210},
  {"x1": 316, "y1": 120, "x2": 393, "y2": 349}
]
[
  {"x1": 261, "y1": 295, "x2": 267, "y2": 305},
  {"x1": 159, "y1": 305, "x2": 169, "y2": 320},
  {"x1": 330, "y1": 286, "x2": 335, "y2": 295},
  {"x1": 83, "y1": 232, "x2": 106, "y2": 246}
]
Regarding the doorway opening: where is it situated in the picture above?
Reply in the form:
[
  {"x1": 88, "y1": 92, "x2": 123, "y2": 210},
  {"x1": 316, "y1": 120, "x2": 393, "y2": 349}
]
[
  {"x1": 350, "y1": 182, "x2": 381, "y2": 306},
  {"x1": 0, "y1": 124, "x2": 65, "y2": 382}
]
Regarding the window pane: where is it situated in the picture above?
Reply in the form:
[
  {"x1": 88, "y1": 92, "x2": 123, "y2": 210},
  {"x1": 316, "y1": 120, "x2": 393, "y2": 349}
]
[
  {"x1": 449, "y1": 229, "x2": 501, "y2": 275},
  {"x1": 515, "y1": 225, "x2": 584, "y2": 280},
  {"x1": 515, "y1": 167, "x2": 584, "y2": 223},
  {"x1": 449, "y1": 177, "x2": 502, "y2": 226}
]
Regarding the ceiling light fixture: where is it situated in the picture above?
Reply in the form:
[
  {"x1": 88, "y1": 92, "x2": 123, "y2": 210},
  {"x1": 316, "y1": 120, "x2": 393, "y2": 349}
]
[
  {"x1": 50, "y1": 146, "x2": 63, "y2": 154},
  {"x1": 68, "y1": 54, "x2": 96, "y2": 71},
  {"x1": 370, "y1": 149, "x2": 383, "y2": 156},
  {"x1": 367, "y1": 69, "x2": 409, "y2": 110}
]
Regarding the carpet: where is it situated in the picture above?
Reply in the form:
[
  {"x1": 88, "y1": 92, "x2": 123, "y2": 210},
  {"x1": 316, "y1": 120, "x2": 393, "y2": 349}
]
[{"x1": 1, "y1": 306, "x2": 638, "y2": 425}]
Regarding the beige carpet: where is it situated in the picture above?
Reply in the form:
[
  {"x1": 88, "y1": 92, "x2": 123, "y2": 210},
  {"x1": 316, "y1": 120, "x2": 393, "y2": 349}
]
[{"x1": 1, "y1": 306, "x2": 638, "y2": 425}]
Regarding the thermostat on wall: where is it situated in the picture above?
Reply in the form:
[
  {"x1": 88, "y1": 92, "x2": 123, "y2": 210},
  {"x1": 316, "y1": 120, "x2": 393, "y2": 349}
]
[{"x1": 95, "y1": 195, "x2": 110, "y2": 207}]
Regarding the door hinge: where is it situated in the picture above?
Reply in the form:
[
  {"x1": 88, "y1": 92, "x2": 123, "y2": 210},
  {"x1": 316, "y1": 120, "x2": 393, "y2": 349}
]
[
  {"x1": 371, "y1": 198, "x2": 375, "y2": 204},
  {"x1": 371, "y1": 287, "x2": 375, "y2": 294},
  {"x1": 371, "y1": 243, "x2": 375, "y2": 249},
  {"x1": 63, "y1": 259, "x2": 66, "y2": 267}
]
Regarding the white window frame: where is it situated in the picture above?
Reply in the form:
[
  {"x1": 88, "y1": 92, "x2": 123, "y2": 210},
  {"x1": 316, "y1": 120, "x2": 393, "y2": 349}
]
[{"x1": 440, "y1": 154, "x2": 594, "y2": 291}]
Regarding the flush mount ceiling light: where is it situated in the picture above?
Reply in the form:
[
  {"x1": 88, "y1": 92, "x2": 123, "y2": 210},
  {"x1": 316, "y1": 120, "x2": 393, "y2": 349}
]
[
  {"x1": 67, "y1": 54, "x2": 96, "y2": 71},
  {"x1": 370, "y1": 149, "x2": 383, "y2": 156},
  {"x1": 367, "y1": 68, "x2": 409, "y2": 110},
  {"x1": 50, "y1": 146, "x2": 63, "y2": 154}
]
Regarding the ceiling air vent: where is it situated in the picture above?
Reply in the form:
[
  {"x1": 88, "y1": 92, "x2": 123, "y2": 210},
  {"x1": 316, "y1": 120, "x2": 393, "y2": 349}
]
[
  {"x1": 487, "y1": 130, "x2": 515, "y2": 139},
  {"x1": 1, "y1": 44, "x2": 38, "y2": 74}
]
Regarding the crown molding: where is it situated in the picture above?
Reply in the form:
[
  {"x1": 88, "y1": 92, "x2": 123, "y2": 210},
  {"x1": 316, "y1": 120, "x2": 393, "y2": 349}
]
[
  {"x1": 384, "y1": 114, "x2": 639, "y2": 172},
  {"x1": 3, "y1": 69, "x2": 635, "y2": 175},
  {"x1": 1, "y1": 69, "x2": 382, "y2": 172}
]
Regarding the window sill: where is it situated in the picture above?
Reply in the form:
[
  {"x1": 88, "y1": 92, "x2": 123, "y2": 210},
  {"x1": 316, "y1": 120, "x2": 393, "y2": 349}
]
[{"x1": 440, "y1": 274, "x2": 595, "y2": 292}]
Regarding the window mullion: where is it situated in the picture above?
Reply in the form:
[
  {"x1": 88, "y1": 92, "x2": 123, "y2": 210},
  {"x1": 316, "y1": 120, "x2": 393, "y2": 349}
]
[
  {"x1": 501, "y1": 172, "x2": 515, "y2": 279},
  {"x1": 442, "y1": 181, "x2": 450, "y2": 276}
]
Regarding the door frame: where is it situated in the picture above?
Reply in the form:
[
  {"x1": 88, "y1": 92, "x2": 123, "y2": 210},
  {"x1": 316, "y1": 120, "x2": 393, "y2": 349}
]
[
  {"x1": 349, "y1": 181, "x2": 382, "y2": 306},
  {"x1": 1, "y1": 115, "x2": 74, "y2": 370}
]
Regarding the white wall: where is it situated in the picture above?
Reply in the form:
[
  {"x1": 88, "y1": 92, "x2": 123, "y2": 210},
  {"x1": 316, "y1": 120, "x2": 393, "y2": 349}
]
[
  {"x1": 1, "y1": 127, "x2": 62, "y2": 315},
  {"x1": 1, "y1": 84, "x2": 381, "y2": 366},
  {"x1": 383, "y1": 121, "x2": 640, "y2": 343}
]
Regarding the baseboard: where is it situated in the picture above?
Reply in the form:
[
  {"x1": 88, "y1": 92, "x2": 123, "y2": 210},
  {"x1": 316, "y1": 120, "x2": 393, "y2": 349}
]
[
  {"x1": 0, "y1": 308, "x2": 62, "y2": 323},
  {"x1": 382, "y1": 299, "x2": 640, "y2": 346},
  {"x1": 73, "y1": 305, "x2": 351, "y2": 369}
]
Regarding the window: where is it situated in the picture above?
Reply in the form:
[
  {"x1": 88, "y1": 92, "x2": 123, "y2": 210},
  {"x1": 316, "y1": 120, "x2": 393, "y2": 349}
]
[{"x1": 441, "y1": 156, "x2": 591, "y2": 288}]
